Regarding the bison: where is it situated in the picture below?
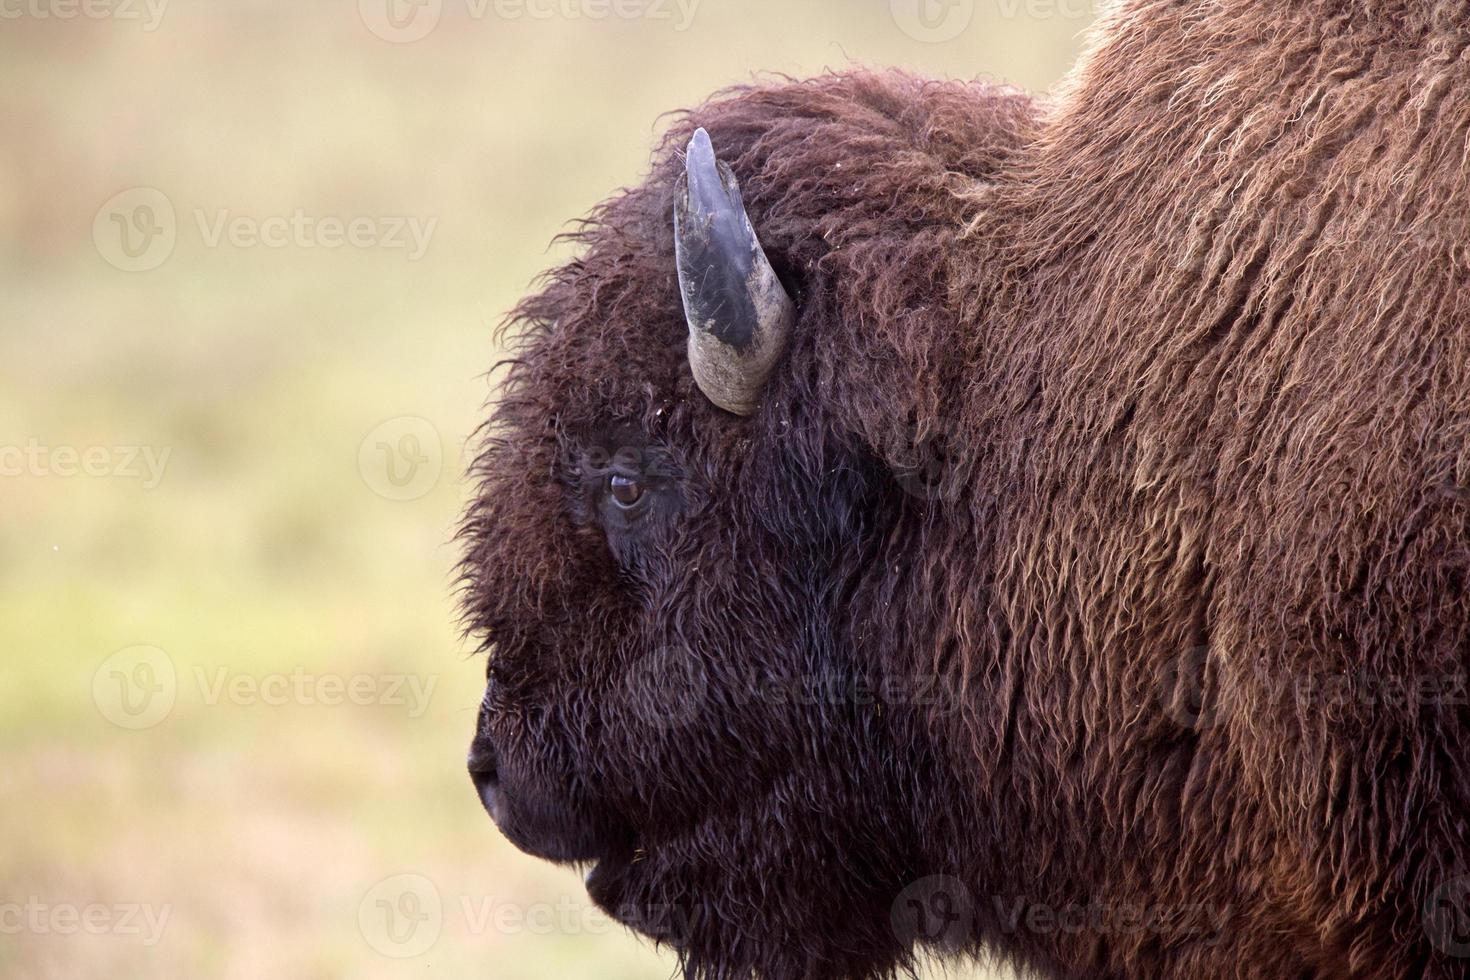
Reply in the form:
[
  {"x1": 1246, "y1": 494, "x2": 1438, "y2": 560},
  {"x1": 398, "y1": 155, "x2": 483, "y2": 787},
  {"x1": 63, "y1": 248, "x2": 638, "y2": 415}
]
[{"x1": 458, "y1": 2, "x2": 1470, "y2": 977}]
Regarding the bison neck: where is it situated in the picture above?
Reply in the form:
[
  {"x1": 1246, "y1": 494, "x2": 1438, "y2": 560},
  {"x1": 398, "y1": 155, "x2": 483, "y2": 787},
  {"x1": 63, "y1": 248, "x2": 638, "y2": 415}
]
[{"x1": 878, "y1": 2, "x2": 1470, "y2": 977}]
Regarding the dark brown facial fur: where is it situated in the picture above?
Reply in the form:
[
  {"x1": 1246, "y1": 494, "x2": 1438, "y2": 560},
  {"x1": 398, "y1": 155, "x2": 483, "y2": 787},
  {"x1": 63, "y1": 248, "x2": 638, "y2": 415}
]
[{"x1": 460, "y1": 3, "x2": 1470, "y2": 978}]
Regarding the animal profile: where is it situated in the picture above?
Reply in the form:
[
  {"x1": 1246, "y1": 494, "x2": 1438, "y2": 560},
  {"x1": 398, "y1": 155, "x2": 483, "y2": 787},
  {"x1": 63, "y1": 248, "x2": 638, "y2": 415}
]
[{"x1": 460, "y1": 3, "x2": 1470, "y2": 976}]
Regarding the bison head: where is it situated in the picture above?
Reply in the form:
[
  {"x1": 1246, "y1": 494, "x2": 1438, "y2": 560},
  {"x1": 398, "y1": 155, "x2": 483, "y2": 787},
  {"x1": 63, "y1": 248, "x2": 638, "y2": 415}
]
[{"x1": 459, "y1": 75, "x2": 1036, "y2": 979}]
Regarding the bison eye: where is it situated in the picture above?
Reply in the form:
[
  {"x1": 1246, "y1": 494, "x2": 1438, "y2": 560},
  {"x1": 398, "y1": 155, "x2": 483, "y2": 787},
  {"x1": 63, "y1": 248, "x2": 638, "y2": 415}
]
[{"x1": 608, "y1": 474, "x2": 645, "y2": 508}]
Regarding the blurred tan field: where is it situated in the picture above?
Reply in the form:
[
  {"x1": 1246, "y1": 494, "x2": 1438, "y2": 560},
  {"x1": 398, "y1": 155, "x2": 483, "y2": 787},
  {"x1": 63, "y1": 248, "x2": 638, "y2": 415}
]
[{"x1": 0, "y1": 2, "x2": 1091, "y2": 977}]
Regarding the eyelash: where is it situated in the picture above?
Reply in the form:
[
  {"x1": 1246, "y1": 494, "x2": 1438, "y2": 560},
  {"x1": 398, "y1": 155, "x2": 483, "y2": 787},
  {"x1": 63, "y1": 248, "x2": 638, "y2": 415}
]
[{"x1": 570, "y1": 446, "x2": 679, "y2": 526}]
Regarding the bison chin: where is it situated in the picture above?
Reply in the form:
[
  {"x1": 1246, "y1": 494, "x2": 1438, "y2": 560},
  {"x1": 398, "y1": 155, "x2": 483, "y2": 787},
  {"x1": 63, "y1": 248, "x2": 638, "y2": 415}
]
[
  {"x1": 470, "y1": 671, "x2": 925, "y2": 979},
  {"x1": 578, "y1": 769, "x2": 921, "y2": 980}
]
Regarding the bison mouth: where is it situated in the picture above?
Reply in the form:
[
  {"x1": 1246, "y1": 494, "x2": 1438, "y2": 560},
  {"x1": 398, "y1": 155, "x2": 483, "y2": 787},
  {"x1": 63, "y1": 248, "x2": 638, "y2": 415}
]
[{"x1": 469, "y1": 739, "x2": 632, "y2": 865}]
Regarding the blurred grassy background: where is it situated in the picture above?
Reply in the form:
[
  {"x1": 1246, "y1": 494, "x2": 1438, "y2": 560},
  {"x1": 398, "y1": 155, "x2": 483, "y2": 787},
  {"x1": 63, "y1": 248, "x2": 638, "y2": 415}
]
[{"x1": 0, "y1": 1, "x2": 1091, "y2": 976}]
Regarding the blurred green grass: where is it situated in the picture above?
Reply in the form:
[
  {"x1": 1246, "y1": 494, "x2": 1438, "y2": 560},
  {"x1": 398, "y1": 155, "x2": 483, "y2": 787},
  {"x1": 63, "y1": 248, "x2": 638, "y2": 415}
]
[{"x1": 0, "y1": 1, "x2": 1089, "y2": 976}]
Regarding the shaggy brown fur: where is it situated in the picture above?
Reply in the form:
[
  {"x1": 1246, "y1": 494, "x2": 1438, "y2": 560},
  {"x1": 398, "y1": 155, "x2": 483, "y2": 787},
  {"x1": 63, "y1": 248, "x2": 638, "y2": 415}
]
[{"x1": 460, "y1": 2, "x2": 1470, "y2": 977}]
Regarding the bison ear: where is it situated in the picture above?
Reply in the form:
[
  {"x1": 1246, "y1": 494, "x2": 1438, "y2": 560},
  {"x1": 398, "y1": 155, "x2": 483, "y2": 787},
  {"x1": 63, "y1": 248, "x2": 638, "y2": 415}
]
[{"x1": 674, "y1": 128, "x2": 795, "y2": 417}]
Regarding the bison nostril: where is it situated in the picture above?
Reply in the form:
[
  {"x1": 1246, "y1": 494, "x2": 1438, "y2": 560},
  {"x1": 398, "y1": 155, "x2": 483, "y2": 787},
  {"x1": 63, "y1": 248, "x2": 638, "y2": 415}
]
[
  {"x1": 468, "y1": 741, "x2": 498, "y2": 778},
  {"x1": 468, "y1": 739, "x2": 501, "y2": 816}
]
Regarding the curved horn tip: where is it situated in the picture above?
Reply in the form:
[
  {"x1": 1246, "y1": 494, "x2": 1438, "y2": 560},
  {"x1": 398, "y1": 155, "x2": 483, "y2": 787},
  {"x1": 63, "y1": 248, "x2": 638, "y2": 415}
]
[
  {"x1": 683, "y1": 127, "x2": 729, "y2": 219},
  {"x1": 688, "y1": 127, "x2": 715, "y2": 165}
]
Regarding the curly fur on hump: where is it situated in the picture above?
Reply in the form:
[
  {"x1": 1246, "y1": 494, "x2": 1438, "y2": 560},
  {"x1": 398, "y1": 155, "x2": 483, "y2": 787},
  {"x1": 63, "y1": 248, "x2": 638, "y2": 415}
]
[{"x1": 460, "y1": 3, "x2": 1470, "y2": 978}]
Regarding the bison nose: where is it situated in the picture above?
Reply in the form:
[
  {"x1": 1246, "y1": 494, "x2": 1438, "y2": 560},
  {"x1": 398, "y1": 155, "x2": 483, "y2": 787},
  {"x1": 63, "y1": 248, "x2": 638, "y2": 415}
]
[{"x1": 467, "y1": 739, "x2": 500, "y2": 817}]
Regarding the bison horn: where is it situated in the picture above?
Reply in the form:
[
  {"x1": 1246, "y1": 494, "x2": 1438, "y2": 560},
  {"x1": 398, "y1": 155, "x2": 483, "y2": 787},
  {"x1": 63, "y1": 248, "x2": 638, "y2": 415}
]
[{"x1": 674, "y1": 128, "x2": 795, "y2": 416}]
